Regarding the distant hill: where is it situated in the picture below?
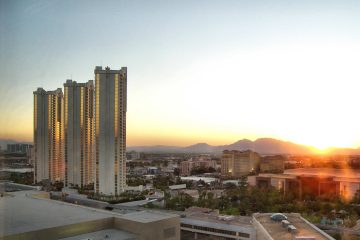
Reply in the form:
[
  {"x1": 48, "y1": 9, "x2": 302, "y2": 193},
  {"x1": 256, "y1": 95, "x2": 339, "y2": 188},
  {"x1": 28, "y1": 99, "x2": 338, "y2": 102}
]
[
  {"x1": 183, "y1": 143, "x2": 214, "y2": 153},
  {"x1": 127, "y1": 138, "x2": 315, "y2": 154},
  {"x1": 127, "y1": 138, "x2": 360, "y2": 155},
  {"x1": 216, "y1": 138, "x2": 315, "y2": 154},
  {"x1": 4, "y1": 138, "x2": 359, "y2": 155}
]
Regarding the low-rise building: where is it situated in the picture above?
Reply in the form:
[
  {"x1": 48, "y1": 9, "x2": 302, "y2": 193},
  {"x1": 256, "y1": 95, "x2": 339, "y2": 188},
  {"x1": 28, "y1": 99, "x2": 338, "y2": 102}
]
[
  {"x1": 180, "y1": 158, "x2": 216, "y2": 176},
  {"x1": 6, "y1": 143, "x2": 33, "y2": 154},
  {"x1": 148, "y1": 166, "x2": 161, "y2": 175},
  {"x1": 221, "y1": 150, "x2": 261, "y2": 177},
  {"x1": 181, "y1": 208, "x2": 334, "y2": 240},
  {"x1": 171, "y1": 189, "x2": 200, "y2": 200},
  {"x1": 253, "y1": 213, "x2": 334, "y2": 240},
  {"x1": 126, "y1": 151, "x2": 141, "y2": 160},
  {"x1": 248, "y1": 168, "x2": 360, "y2": 200},
  {"x1": 0, "y1": 186, "x2": 180, "y2": 240},
  {"x1": 260, "y1": 155, "x2": 285, "y2": 173},
  {"x1": 181, "y1": 207, "x2": 256, "y2": 240}
]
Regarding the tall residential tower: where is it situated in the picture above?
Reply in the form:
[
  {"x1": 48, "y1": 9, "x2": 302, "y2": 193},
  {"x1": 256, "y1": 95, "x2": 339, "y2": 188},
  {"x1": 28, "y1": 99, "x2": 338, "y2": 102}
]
[
  {"x1": 33, "y1": 88, "x2": 64, "y2": 183},
  {"x1": 63, "y1": 80, "x2": 95, "y2": 188},
  {"x1": 94, "y1": 66, "x2": 127, "y2": 195}
]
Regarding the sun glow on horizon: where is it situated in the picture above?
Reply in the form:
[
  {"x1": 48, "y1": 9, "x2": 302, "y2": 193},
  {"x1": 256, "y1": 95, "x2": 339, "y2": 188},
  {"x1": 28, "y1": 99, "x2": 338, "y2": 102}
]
[{"x1": 1, "y1": 1, "x2": 360, "y2": 149}]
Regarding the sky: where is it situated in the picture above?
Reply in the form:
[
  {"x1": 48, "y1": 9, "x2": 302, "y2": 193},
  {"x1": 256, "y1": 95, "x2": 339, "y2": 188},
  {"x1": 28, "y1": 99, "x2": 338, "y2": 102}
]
[{"x1": 1, "y1": 0, "x2": 360, "y2": 149}]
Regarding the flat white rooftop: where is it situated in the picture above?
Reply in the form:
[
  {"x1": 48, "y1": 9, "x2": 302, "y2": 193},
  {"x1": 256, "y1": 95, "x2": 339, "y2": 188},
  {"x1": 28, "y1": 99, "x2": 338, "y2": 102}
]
[
  {"x1": 0, "y1": 188, "x2": 178, "y2": 238},
  {"x1": 0, "y1": 190, "x2": 112, "y2": 237},
  {"x1": 59, "y1": 229, "x2": 136, "y2": 240},
  {"x1": 121, "y1": 210, "x2": 179, "y2": 223}
]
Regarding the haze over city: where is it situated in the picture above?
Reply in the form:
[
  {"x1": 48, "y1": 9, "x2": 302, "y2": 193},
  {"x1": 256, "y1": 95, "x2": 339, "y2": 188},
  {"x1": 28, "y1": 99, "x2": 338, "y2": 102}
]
[{"x1": 1, "y1": 0, "x2": 360, "y2": 149}]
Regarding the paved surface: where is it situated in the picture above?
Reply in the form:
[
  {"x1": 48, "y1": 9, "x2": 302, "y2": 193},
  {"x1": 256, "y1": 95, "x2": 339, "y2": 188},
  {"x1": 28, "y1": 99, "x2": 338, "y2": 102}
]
[
  {"x1": 0, "y1": 190, "x2": 112, "y2": 237},
  {"x1": 59, "y1": 229, "x2": 137, "y2": 240},
  {"x1": 256, "y1": 213, "x2": 331, "y2": 240}
]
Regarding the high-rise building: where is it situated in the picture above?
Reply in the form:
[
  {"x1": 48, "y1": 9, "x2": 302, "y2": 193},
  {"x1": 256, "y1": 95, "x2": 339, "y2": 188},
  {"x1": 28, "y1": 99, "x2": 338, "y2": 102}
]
[
  {"x1": 33, "y1": 88, "x2": 64, "y2": 183},
  {"x1": 7, "y1": 143, "x2": 33, "y2": 153},
  {"x1": 63, "y1": 80, "x2": 95, "y2": 188},
  {"x1": 221, "y1": 150, "x2": 260, "y2": 177},
  {"x1": 94, "y1": 66, "x2": 127, "y2": 195}
]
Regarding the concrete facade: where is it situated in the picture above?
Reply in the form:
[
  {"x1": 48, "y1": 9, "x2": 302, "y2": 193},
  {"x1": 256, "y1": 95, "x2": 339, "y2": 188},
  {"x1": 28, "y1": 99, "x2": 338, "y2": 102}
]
[
  {"x1": 181, "y1": 207, "x2": 256, "y2": 240},
  {"x1": 180, "y1": 159, "x2": 217, "y2": 176},
  {"x1": 6, "y1": 143, "x2": 32, "y2": 153},
  {"x1": 260, "y1": 155, "x2": 285, "y2": 173},
  {"x1": 253, "y1": 213, "x2": 334, "y2": 240},
  {"x1": 95, "y1": 66, "x2": 127, "y2": 195},
  {"x1": 249, "y1": 168, "x2": 360, "y2": 200},
  {"x1": 0, "y1": 190, "x2": 180, "y2": 240},
  {"x1": 33, "y1": 88, "x2": 64, "y2": 183},
  {"x1": 63, "y1": 80, "x2": 95, "y2": 187},
  {"x1": 221, "y1": 150, "x2": 261, "y2": 177}
]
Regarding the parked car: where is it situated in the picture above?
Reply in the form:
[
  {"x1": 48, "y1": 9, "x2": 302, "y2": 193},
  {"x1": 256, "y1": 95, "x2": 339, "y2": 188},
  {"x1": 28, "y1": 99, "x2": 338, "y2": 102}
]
[{"x1": 270, "y1": 213, "x2": 288, "y2": 221}]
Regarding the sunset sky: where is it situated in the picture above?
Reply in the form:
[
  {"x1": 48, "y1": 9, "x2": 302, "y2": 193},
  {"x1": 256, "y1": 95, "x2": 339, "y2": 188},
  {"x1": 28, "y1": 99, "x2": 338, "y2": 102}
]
[{"x1": 1, "y1": 0, "x2": 360, "y2": 149}]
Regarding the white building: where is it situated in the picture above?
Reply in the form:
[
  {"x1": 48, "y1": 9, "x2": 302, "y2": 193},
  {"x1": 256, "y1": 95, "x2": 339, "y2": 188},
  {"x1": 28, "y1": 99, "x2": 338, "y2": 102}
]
[
  {"x1": 33, "y1": 88, "x2": 64, "y2": 183},
  {"x1": 63, "y1": 80, "x2": 95, "y2": 188},
  {"x1": 94, "y1": 66, "x2": 127, "y2": 195}
]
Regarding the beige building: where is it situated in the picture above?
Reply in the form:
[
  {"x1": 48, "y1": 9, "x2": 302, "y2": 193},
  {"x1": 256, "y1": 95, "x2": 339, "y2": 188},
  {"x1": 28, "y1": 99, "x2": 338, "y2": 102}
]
[
  {"x1": 33, "y1": 88, "x2": 64, "y2": 183},
  {"x1": 1, "y1": 188, "x2": 180, "y2": 240},
  {"x1": 260, "y1": 155, "x2": 285, "y2": 173},
  {"x1": 63, "y1": 80, "x2": 95, "y2": 188},
  {"x1": 248, "y1": 168, "x2": 360, "y2": 201},
  {"x1": 95, "y1": 66, "x2": 127, "y2": 195},
  {"x1": 221, "y1": 150, "x2": 260, "y2": 177},
  {"x1": 180, "y1": 158, "x2": 217, "y2": 176}
]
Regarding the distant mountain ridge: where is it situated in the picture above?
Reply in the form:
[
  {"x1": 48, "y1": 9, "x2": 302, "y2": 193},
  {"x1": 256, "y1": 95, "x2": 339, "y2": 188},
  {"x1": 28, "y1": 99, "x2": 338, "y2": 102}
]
[
  {"x1": 128, "y1": 138, "x2": 309, "y2": 154},
  {"x1": 3, "y1": 138, "x2": 360, "y2": 155},
  {"x1": 128, "y1": 138, "x2": 360, "y2": 155}
]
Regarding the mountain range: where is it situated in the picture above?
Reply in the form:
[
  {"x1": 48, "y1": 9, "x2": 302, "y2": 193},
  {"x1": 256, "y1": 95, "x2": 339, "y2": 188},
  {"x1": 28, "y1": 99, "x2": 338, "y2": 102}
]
[
  {"x1": 2, "y1": 138, "x2": 360, "y2": 155},
  {"x1": 128, "y1": 138, "x2": 360, "y2": 155},
  {"x1": 127, "y1": 138, "x2": 315, "y2": 154}
]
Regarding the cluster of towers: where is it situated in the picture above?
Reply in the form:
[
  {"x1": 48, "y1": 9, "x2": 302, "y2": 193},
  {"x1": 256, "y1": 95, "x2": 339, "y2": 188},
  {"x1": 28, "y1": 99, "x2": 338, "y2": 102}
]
[{"x1": 33, "y1": 66, "x2": 127, "y2": 196}]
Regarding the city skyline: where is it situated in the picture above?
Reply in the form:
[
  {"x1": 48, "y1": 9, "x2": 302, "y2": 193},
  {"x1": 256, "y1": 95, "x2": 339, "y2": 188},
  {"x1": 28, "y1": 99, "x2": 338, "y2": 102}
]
[{"x1": 1, "y1": 1, "x2": 360, "y2": 149}]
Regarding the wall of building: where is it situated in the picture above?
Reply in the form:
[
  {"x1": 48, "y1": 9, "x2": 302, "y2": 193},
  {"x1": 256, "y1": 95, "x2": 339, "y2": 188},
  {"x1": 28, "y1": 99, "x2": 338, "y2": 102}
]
[
  {"x1": 0, "y1": 218, "x2": 114, "y2": 240},
  {"x1": 95, "y1": 66, "x2": 127, "y2": 195},
  {"x1": 34, "y1": 88, "x2": 64, "y2": 183},
  {"x1": 252, "y1": 215, "x2": 273, "y2": 240},
  {"x1": 64, "y1": 80, "x2": 94, "y2": 188},
  {"x1": 114, "y1": 215, "x2": 180, "y2": 240}
]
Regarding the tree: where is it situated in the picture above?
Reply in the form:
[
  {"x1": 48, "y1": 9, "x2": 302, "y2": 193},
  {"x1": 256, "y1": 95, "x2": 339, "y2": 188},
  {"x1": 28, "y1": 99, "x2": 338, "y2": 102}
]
[{"x1": 173, "y1": 168, "x2": 180, "y2": 176}]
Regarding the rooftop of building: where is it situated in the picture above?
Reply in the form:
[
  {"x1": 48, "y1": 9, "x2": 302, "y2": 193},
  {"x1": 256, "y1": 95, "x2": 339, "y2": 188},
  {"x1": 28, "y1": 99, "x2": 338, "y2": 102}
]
[
  {"x1": 0, "y1": 190, "x2": 113, "y2": 237},
  {"x1": 256, "y1": 173, "x2": 298, "y2": 180},
  {"x1": 180, "y1": 176, "x2": 217, "y2": 183},
  {"x1": 33, "y1": 87, "x2": 63, "y2": 95},
  {"x1": 256, "y1": 168, "x2": 360, "y2": 181},
  {"x1": 59, "y1": 229, "x2": 137, "y2": 240},
  {"x1": 94, "y1": 66, "x2": 127, "y2": 73},
  {"x1": 120, "y1": 209, "x2": 178, "y2": 223},
  {"x1": 0, "y1": 186, "x2": 178, "y2": 238},
  {"x1": 63, "y1": 79, "x2": 94, "y2": 87},
  {"x1": 284, "y1": 168, "x2": 360, "y2": 178},
  {"x1": 254, "y1": 213, "x2": 334, "y2": 240},
  {"x1": 183, "y1": 207, "x2": 253, "y2": 227}
]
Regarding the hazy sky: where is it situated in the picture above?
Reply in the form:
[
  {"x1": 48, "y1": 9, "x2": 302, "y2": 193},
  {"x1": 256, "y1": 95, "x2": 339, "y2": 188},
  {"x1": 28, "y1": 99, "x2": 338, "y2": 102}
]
[{"x1": 1, "y1": 0, "x2": 360, "y2": 148}]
